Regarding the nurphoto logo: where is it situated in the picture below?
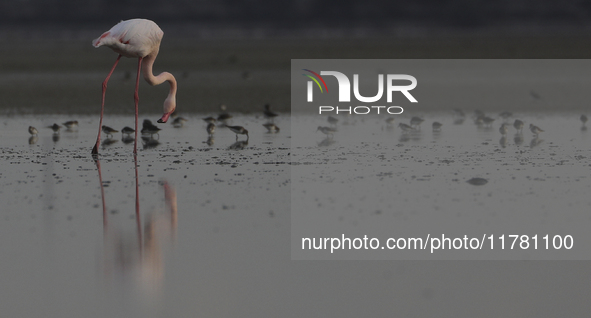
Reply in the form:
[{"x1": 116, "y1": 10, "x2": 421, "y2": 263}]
[{"x1": 303, "y1": 69, "x2": 418, "y2": 115}]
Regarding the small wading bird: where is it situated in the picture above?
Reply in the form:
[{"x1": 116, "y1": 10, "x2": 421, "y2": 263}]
[
  {"x1": 202, "y1": 117, "x2": 216, "y2": 124},
  {"x1": 63, "y1": 120, "x2": 79, "y2": 130},
  {"x1": 398, "y1": 123, "x2": 414, "y2": 133},
  {"x1": 432, "y1": 122, "x2": 442, "y2": 132},
  {"x1": 172, "y1": 116, "x2": 188, "y2": 128},
  {"x1": 121, "y1": 126, "x2": 135, "y2": 136},
  {"x1": 481, "y1": 116, "x2": 495, "y2": 127},
  {"x1": 327, "y1": 116, "x2": 338, "y2": 126},
  {"x1": 227, "y1": 125, "x2": 249, "y2": 141},
  {"x1": 28, "y1": 126, "x2": 38, "y2": 136},
  {"x1": 121, "y1": 126, "x2": 135, "y2": 143},
  {"x1": 91, "y1": 18, "x2": 177, "y2": 155},
  {"x1": 49, "y1": 123, "x2": 61, "y2": 134},
  {"x1": 141, "y1": 119, "x2": 162, "y2": 137},
  {"x1": 409, "y1": 116, "x2": 424, "y2": 129},
  {"x1": 102, "y1": 125, "x2": 118, "y2": 138},
  {"x1": 263, "y1": 123, "x2": 280, "y2": 133},
  {"x1": 499, "y1": 123, "x2": 509, "y2": 135},
  {"x1": 529, "y1": 123, "x2": 544, "y2": 136},
  {"x1": 217, "y1": 104, "x2": 232, "y2": 124},
  {"x1": 513, "y1": 119, "x2": 524, "y2": 133},
  {"x1": 317, "y1": 126, "x2": 337, "y2": 137},
  {"x1": 206, "y1": 123, "x2": 215, "y2": 136}
]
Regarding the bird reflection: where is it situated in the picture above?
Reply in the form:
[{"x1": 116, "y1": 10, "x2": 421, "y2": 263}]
[
  {"x1": 514, "y1": 133, "x2": 524, "y2": 146},
  {"x1": 432, "y1": 130, "x2": 442, "y2": 140},
  {"x1": 228, "y1": 140, "x2": 248, "y2": 150},
  {"x1": 29, "y1": 136, "x2": 38, "y2": 145},
  {"x1": 122, "y1": 135, "x2": 135, "y2": 144},
  {"x1": 101, "y1": 138, "x2": 119, "y2": 148},
  {"x1": 499, "y1": 136, "x2": 507, "y2": 148},
  {"x1": 398, "y1": 126, "x2": 422, "y2": 142},
  {"x1": 203, "y1": 135, "x2": 215, "y2": 146},
  {"x1": 530, "y1": 136, "x2": 543, "y2": 148},
  {"x1": 317, "y1": 137, "x2": 336, "y2": 147},
  {"x1": 398, "y1": 134, "x2": 411, "y2": 143},
  {"x1": 52, "y1": 134, "x2": 60, "y2": 143},
  {"x1": 206, "y1": 123, "x2": 215, "y2": 136},
  {"x1": 142, "y1": 136, "x2": 160, "y2": 149},
  {"x1": 94, "y1": 156, "x2": 177, "y2": 299}
]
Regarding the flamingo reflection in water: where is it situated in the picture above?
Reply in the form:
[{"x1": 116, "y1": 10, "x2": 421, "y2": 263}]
[{"x1": 94, "y1": 157, "x2": 177, "y2": 298}]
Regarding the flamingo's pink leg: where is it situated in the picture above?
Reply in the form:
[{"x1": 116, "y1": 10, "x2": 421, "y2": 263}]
[
  {"x1": 133, "y1": 57, "x2": 143, "y2": 155},
  {"x1": 92, "y1": 54, "x2": 122, "y2": 155},
  {"x1": 133, "y1": 152, "x2": 142, "y2": 256}
]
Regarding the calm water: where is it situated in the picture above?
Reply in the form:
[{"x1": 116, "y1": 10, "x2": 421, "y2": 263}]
[
  {"x1": 1, "y1": 109, "x2": 591, "y2": 316},
  {"x1": 0, "y1": 114, "x2": 292, "y2": 317},
  {"x1": 291, "y1": 112, "x2": 591, "y2": 260}
]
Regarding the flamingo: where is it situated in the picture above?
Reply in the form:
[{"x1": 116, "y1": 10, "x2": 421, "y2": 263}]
[{"x1": 91, "y1": 18, "x2": 177, "y2": 155}]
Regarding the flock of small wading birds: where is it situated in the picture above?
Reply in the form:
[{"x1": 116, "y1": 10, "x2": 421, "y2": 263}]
[
  {"x1": 25, "y1": 103, "x2": 281, "y2": 149},
  {"x1": 319, "y1": 110, "x2": 588, "y2": 139},
  {"x1": 27, "y1": 107, "x2": 589, "y2": 148}
]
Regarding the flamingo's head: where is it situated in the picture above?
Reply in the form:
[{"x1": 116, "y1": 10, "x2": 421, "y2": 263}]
[{"x1": 157, "y1": 96, "x2": 176, "y2": 123}]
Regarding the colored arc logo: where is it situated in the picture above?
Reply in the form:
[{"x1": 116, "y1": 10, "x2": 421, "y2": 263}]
[{"x1": 302, "y1": 69, "x2": 329, "y2": 93}]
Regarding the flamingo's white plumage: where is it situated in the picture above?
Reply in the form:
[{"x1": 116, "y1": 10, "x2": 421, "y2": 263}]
[{"x1": 92, "y1": 19, "x2": 177, "y2": 155}]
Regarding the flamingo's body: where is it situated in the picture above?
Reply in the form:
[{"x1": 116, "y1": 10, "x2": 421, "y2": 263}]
[
  {"x1": 92, "y1": 19, "x2": 162, "y2": 58},
  {"x1": 92, "y1": 19, "x2": 177, "y2": 155}
]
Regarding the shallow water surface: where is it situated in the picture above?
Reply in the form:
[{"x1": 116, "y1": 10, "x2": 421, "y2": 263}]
[
  {"x1": 2, "y1": 110, "x2": 591, "y2": 316},
  {"x1": 0, "y1": 114, "x2": 291, "y2": 317},
  {"x1": 291, "y1": 112, "x2": 591, "y2": 259}
]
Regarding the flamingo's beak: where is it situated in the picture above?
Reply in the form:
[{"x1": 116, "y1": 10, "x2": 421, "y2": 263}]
[{"x1": 157, "y1": 112, "x2": 172, "y2": 123}]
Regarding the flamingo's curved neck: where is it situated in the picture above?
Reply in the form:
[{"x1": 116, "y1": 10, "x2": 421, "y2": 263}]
[
  {"x1": 142, "y1": 51, "x2": 177, "y2": 121},
  {"x1": 142, "y1": 53, "x2": 175, "y2": 88}
]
